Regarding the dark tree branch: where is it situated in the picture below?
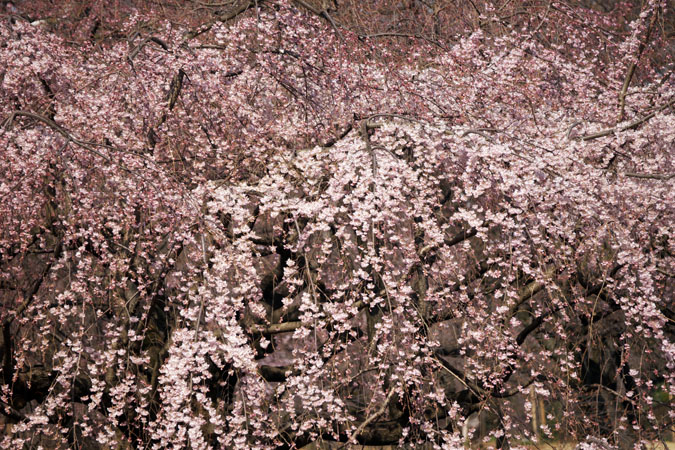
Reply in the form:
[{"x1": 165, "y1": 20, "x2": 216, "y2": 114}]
[{"x1": 581, "y1": 97, "x2": 675, "y2": 141}]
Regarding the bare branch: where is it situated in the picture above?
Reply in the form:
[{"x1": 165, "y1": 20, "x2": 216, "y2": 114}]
[
  {"x1": 618, "y1": 9, "x2": 658, "y2": 122},
  {"x1": 2, "y1": 111, "x2": 119, "y2": 166},
  {"x1": 581, "y1": 97, "x2": 675, "y2": 141},
  {"x1": 183, "y1": 0, "x2": 256, "y2": 42},
  {"x1": 623, "y1": 172, "x2": 674, "y2": 180},
  {"x1": 350, "y1": 388, "x2": 397, "y2": 444},
  {"x1": 566, "y1": 120, "x2": 583, "y2": 140},
  {"x1": 292, "y1": 0, "x2": 343, "y2": 41},
  {"x1": 360, "y1": 32, "x2": 446, "y2": 49},
  {"x1": 444, "y1": 227, "x2": 478, "y2": 247},
  {"x1": 462, "y1": 129, "x2": 497, "y2": 142},
  {"x1": 0, "y1": 400, "x2": 26, "y2": 422},
  {"x1": 250, "y1": 300, "x2": 366, "y2": 335},
  {"x1": 249, "y1": 320, "x2": 302, "y2": 335},
  {"x1": 128, "y1": 36, "x2": 170, "y2": 61}
]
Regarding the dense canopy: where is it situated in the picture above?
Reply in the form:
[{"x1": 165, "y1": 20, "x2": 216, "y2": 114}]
[{"x1": 0, "y1": 0, "x2": 673, "y2": 448}]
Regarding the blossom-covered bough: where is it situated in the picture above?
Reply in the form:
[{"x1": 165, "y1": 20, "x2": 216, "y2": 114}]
[{"x1": 0, "y1": 0, "x2": 673, "y2": 448}]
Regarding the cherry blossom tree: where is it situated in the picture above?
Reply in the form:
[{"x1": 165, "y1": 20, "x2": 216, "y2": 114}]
[{"x1": 0, "y1": 0, "x2": 673, "y2": 448}]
